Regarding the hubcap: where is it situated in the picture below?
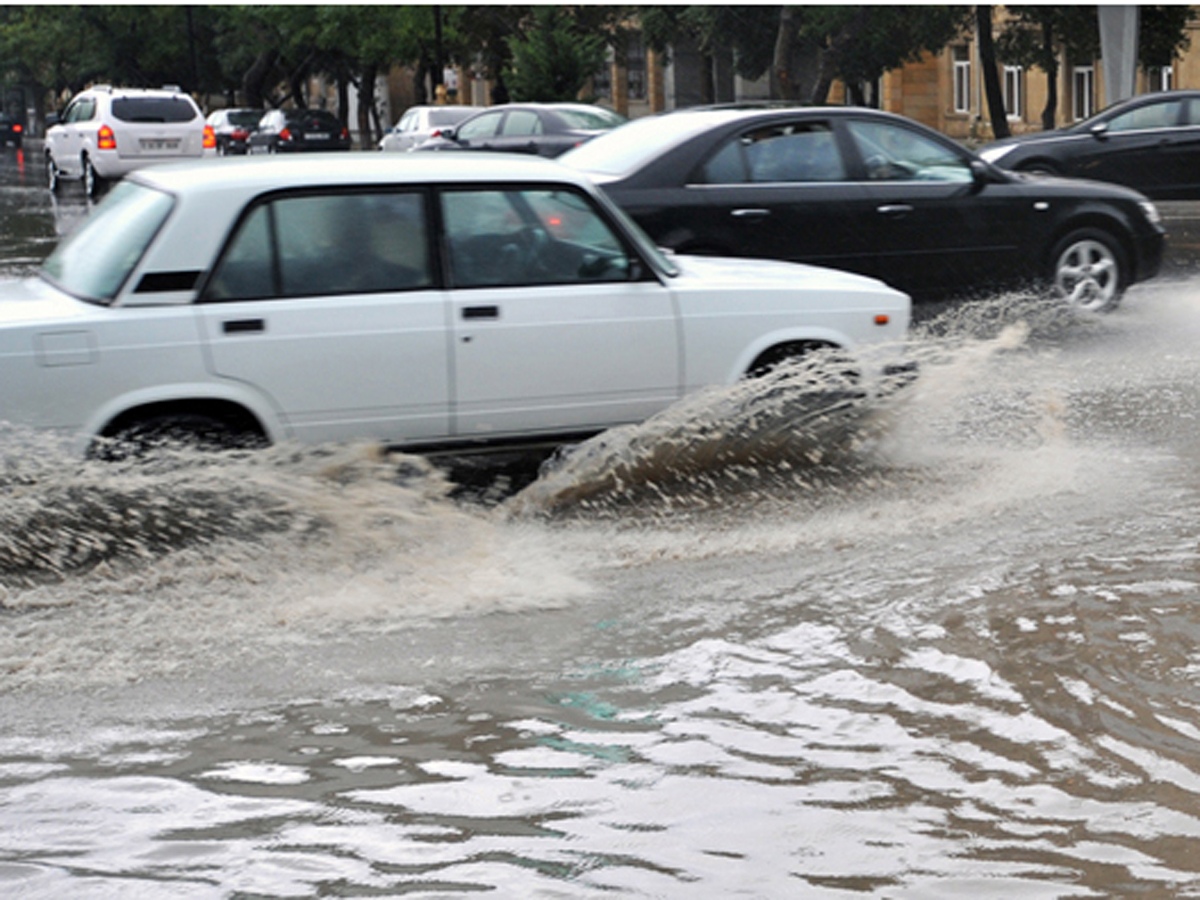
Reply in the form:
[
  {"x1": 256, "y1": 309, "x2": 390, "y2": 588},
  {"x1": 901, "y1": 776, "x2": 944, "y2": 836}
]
[{"x1": 1055, "y1": 239, "x2": 1118, "y2": 312}]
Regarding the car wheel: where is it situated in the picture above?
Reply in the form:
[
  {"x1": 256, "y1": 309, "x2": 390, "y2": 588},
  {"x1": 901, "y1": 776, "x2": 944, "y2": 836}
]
[
  {"x1": 746, "y1": 341, "x2": 857, "y2": 384},
  {"x1": 82, "y1": 155, "x2": 105, "y2": 199},
  {"x1": 1019, "y1": 161, "x2": 1061, "y2": 176},
  {"x1": 45, "y1": 154, "x2": 60, "y2": 194},
  {"x1": 100, "y1": 412, "x2": 265, "y2": 459},
  {"x1": 1050, "y1": 228, "x2": 1126, "y2": 313}
]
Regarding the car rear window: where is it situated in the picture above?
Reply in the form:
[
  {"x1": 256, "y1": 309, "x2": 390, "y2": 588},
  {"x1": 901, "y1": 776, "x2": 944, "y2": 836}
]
[
  {"x1": 556, "y1": 107, "x2": 626, "y2": 131},
  {"x1": 40, "y1": 181, "x2": 175, "y2": 304},
  {"x1": 112, "y1": 96, "x2": 198, "y2": 123},
  {"x1": 227, "y1": 110, "x2": 262, "y2": 128}
]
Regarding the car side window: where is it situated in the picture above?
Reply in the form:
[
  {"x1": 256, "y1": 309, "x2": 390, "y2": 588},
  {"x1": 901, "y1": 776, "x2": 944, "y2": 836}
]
[
  {"x1": 1106, "y1": 100, "x2": 1182, "y2": 132},
  {"x1": 206, "y1": 191, "x2": 432, "y2": 301},
  {"x1": 458, "y1": 111, "x2": 503, "y2": 140},
  {"x1": 442, "y1": 188, "x2": 633, "y2": 288},
  {"x1": 743, "y1": 123, "x2": 845, "y2": 183},
  {"x1": 846, "y1": 119, "x2": 973, "y2": 183},
  {"x1": 65, "y1": 98, "x2": 95, "y2": 124},
  {"x1": 503, "y1": 110, "x2": 543, "y2": 136},
  {"x1": 697, "y1": 139, "x2": 749, "y2": 184}
]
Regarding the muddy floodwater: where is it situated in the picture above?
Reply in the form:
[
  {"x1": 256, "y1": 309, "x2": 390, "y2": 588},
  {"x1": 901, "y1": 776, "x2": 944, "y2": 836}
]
[{"x1": 4, "y1": 147, "x2": 1200, "y2": 898}]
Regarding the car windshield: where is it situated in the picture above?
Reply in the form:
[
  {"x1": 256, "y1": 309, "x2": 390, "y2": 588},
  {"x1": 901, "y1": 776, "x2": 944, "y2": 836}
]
[
  {"x1": 555, "y1": 107, "x2": 627, "y2": 131},
  {"x1": 112, "y1": 96, "x2": 197, "y2": 123},
  {"x1": 559, "y1": 113, "x2": 720, "y2": 176},
  {"x1": 227, "y1": 110, "x2": 262, "y2": 128},
  {"x1": 428, "y1": 108, "x2": 477, "y2": 126},
  {"x1": 40, "y1": 181, "x2": 175, "y2": 305}
]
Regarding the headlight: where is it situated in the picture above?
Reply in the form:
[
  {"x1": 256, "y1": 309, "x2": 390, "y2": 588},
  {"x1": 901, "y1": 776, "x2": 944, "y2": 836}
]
[
  {"x1": 979, "y1": 144, "x2": 1017, "y2": 164},
  {"x1": 1138, "y1": 201, "x2": 1162, "y2": 226}
]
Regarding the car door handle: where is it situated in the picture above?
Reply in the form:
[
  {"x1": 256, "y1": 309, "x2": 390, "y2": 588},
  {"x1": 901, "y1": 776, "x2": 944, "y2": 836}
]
[
  {"x1": 731, "y1": 208, "x2": 771, "y2": 219},
  {"x1": 877, "y1": 204, "x2": 914, "y2": 217},
  {"x1": 462, "y1": 305, "x2": 499, "y2": 320},
  {"x1": 222, "y1": 318, "x2": 265, "y2": 334}
]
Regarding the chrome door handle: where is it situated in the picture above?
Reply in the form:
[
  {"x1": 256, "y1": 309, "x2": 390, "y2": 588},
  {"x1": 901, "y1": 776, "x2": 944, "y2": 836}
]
[
  {"x1": 876, "y1": 204, "x2": 914, "y2": 216},
  {"x1": 731, "y1": 208, "x2": 771, "y2": 218}
]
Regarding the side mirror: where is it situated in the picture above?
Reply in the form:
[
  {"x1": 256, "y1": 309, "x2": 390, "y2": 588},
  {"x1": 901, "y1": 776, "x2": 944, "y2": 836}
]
[
  {"x1": 1089, "y1": 121, "x2": 1109, "y2": 140},
  {"x1": 969, "y1": 159, "x2": 991, "y2": 192}
]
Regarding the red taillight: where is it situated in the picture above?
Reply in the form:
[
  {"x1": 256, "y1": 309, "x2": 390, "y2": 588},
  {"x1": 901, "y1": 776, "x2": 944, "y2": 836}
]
[
  {"x1": 430, "y1": 129, "x2": 442, "y2": 138},
  {"x1": 230, "y1": 128, "x2": 249, "y2": 141},
  {"x1": 12, "y1": 124, "x2": 21, "y2": 134},
  {"x1": 278, "y1": 127, "x2": 293, "y2": 142},
  {"x1": 97, "y1": 124, "x2": 116, "y2": 150},
  {"x1": 203, "y1": 124, "x2": 216, "y2": 149},
  {"x1": 340, "y1": 127, "x2": 349, "y2": 140}
]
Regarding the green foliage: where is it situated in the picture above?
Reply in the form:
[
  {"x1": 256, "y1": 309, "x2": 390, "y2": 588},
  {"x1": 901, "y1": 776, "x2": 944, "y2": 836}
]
[{"x1": 504, "y1": 7, "x2": 608, "y2": 102}]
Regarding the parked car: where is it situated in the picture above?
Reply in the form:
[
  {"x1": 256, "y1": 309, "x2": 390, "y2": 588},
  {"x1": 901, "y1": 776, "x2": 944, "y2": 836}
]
[
  {"x1": 413, "y1": 103, "x2": 626, "y2": 158},
  {"x1": 249, "y1": 109, "x2": 351, "y2": 153},
  {"x1": 206, "y1": 108, "x2": 262, "y2": 155},
  {"x1": 44, "y1": 85, "x2": 214, "y2": 198},
  {"x1": 0, "y1": 112, "x2": 23, "y2": 149},
  {"x1": 979, "y1": 90, "x2": 1200, "y2": 200},
  {"x1": 379, "y1": 104, "x2": 483, "y2": 152},
  {"x1": 559, "y1": 106, "x2": 1166, "y2": 311},
  {"x1": 0, "y1": 154, "x2": 909, "y2": 457}
]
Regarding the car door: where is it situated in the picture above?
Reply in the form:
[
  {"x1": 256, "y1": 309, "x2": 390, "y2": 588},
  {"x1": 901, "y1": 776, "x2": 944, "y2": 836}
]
[
  {"x1": 440, "y1": 185, "x2": 680, "y2": 439},
  {"x1": 48, "y1": 96, "x2": 94, "y2": 178},
  {"x1": 486, "y1": 108, "x2": 545, "y2": 155},
  {"x1": 1076, "y1": 97, "x2": 1184, "y2": 196},
  {"x1": 1169, "y1": 97, "x2": 1200, "y2": 199},
  {"x1": 453, "y1": 110, "x2": 505, "y2": 150},
  {"x1": 197, "y1": 189, "x2": 451, "y2": 445},
  {"x1": 667, "y1": 117, "x2": 872, "y2": 274},
  {"x1": 841, "y1": 116, "x2": 1024, "y2": 295}
]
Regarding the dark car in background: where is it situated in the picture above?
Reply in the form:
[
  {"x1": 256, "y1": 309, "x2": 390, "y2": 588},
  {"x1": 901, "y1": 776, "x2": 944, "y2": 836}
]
[
  {"x1": 249, "y1": 108, "x2": 351, "y2": 154},
  {"x1": 206, "y1": 108, "x2": 261, "y2": 155},
  {"x1": 980, "y1": 90, "x2": 1200, "y2": 199},
  {"x1": 413, "y1": 103, "x2": 625, "y2": 158},
  {"x1": 0, "y1": 112, "x2": 23, "y2": 148},
  {"x1": 559, "y1": 106, "x2": 1165, "y2": 311}
]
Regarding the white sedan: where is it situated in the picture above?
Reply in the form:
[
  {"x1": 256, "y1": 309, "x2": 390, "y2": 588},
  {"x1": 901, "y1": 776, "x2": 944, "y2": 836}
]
[{"x1": 0, "y1": 153, "x2": 910, "y2": 455}]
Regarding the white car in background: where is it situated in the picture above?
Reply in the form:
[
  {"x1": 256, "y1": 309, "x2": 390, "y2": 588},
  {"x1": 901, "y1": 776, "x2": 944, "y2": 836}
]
[
  {"x1": 44, "y1": 85, "x2": 214, "y2": 198},
  {"x1": 378, "y1": 104, "x2": 483, "y2": 152},
  {"x1": 0, "y1": 154, "x2": 910, "y2": 456}
]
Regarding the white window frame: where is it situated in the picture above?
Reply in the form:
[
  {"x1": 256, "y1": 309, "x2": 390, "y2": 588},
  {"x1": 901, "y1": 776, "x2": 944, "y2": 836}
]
[
  {"x1": 1073, "y1": 66, "x2": 1095, "y2": 121},
  {"x1": 953, "y1": 47, "x2": 971, "y2": 114},
  {"x1": 1003, "y1": 65, "x2": 1023, "y2": 120}
]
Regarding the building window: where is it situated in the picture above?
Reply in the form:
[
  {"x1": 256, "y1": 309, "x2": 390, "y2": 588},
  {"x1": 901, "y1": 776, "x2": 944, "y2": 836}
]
[
  {"x1": 626, "y1": 35, "x2": 646, "y2": 101},
  {"x1": 953, "y1": 46, "x2": 971, "y2": 113},
  {"x1": 1149, "y1": 66, "x2": 1174, "y2": 92},
  {"x1": 1003, "y1": 65, "x2": 1023, "y2": 119},
  {"x1": 1073, "y1": 66, "x2": 1095, "y2": 120}
]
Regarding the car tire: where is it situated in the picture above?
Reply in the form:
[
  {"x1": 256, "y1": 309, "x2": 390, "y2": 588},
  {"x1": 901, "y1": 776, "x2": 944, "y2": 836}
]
[
  {"x1": 45, "y1": 154, "x2": 60, "y2": 194},
  {"x1": 100, "y1": 412, "x2": 264, "y2": 459},
  {"x1": 1019, "y1": 161, "x2": 1061, "y2": 176},
  {"x1": 1049, "y1": 227, "x2": 1127, "y2": 313},
  {"x1": 82, "y1": 155, "x2": 105, "y2": 199}
]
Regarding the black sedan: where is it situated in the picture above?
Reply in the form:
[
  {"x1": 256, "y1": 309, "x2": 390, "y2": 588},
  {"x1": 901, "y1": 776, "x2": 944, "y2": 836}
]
[
  {"x1": 980, "y1": 90, "x2": 1200, "y2": 199},
  {"x1": 413, "y1": 103, "x2": 625, "y2": 158},
  {"x1": 249, "y1": 109, "x2": 351, "y2": 154},
  {"x1": 0, "y1": 112, "x2": 23, "y2": 149},
  {"x1": 206, "y1": 108, "x2": 262, "y2": 155},
  {"x1": 559, "y1": 106, "x2": 1165, "y2": 310}
]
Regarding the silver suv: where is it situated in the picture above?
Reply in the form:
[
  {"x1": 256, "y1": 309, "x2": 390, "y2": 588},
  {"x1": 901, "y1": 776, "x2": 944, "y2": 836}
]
[{"x1": 45, "y1": 85, "x2": 213, "y2": 197}]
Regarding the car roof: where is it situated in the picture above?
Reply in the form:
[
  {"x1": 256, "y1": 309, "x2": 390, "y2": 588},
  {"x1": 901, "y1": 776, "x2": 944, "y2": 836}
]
[{"x1": 130, "y1": 152, "x2": 593, "y2": 194}]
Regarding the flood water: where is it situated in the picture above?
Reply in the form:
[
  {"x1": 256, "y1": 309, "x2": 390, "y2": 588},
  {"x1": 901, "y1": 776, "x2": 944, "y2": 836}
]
[{"x1": 4, "y1": 147, "x2": 1200, "y2": 898}]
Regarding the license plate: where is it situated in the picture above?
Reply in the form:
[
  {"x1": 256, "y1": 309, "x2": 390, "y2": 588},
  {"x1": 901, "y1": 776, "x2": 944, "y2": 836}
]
[
  {"x1": 306, "y1": 132, "x2": 329, "y2": 140},
  {"x1": 140, "y1": 138, "x2": 180, "y2": 151}
]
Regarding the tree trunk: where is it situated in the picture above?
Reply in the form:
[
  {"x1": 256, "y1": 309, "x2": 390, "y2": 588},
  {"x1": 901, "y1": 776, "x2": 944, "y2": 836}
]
[
  {"x1": 976, "y1": 5, "x2": 1010, "y2": 139},
  {"x1": 357, "y1": 63, "x2": 377, "y2": 149},
  {"x1": 1040, "y1": 20, "x2": 1058, "y2": 131},
  {"x1": 771, "y1": 7, "x2": 799, "y2": 100},
  {"x1": 242, "y1": 48, "x2": 277, "y2": 110}
]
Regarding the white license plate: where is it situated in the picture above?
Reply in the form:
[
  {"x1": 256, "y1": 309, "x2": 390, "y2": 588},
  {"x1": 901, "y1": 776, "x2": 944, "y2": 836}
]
[
  {"x1": 306, "y1": 132, "x2": 329, "y2": 140},
  {"x1": 140, "y1": 139, "x2": 180, "y2": 151}
]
